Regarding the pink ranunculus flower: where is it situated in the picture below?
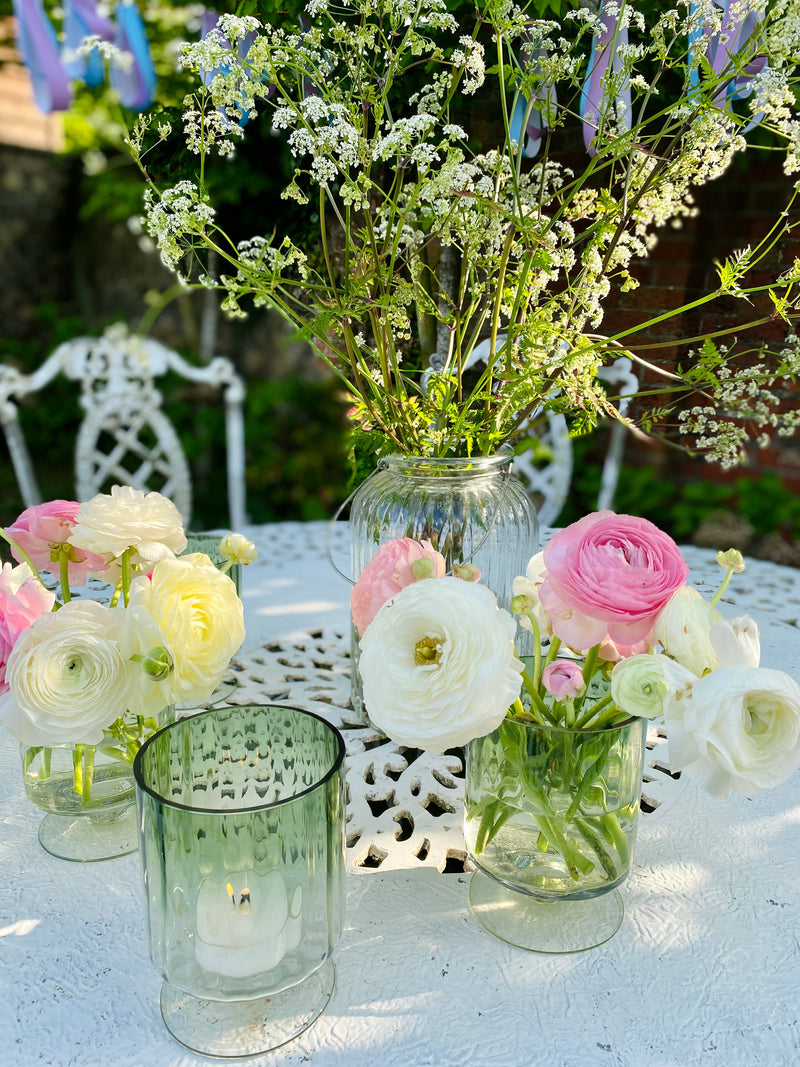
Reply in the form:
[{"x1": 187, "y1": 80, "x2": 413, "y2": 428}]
[
  {"x1": 542, "y1": 659, "x2": 586, "y2": 701},
  {"x1": 5, "y1": 500, "x2": 107, "y2": 584},
  {"x1": 351, "y1": 537, "x2": 446, "y2": 637},
  {"x1": 538, "y1": 511, "x2": 689, "y2": 650},
  {"x1": 0, "y1": 562, "x2": 55, "y2": 693}
]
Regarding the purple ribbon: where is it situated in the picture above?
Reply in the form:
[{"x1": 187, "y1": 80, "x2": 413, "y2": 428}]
[
  {"x1": 579, "y1": 0, "x2": 631, "y2": 156},
  {"x1": 11, "y1": 0, "x2": 71, "y2": 113},
  {"x1": 688, "y1": 1, "x2": 767, "y2": 129}
]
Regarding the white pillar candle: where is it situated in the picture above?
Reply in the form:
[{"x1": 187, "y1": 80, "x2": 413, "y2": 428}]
[{"x1": 194, "y1": 871, "x2": 303, "y2": 979}]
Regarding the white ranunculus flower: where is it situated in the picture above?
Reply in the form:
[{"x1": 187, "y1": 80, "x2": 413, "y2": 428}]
[
  {"x1": 512, "y1": 551, "x2": 551, "y2": 635},
  {"x1": 652, "y1": 585, "x2": 722, "y2": 676},
  {"x1": 69, "y1": 485, "x2": 187, "y2": 576},
  {"x1": 0, "y1": 600, "x2": 130, "y2": 746},
  {"x1": 664, "y1": 666, "x2": 800, "y2": 799},
  {"x1": 610, "y1": 653, "x2": 695, "y2": 720},
  {"x1": 709, "y1": 615, "x2": 760, "y2": 669},
  {"x1": 359, "y1": 576, "x2": 522, "y2": 753},
  {"x1": 126, "y1": 554, "x2": 245, "y2": 705}
]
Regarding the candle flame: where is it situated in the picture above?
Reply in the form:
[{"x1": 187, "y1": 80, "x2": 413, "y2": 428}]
[{"x1": 227, "y1": 882, "x2": 235, "y2": 903}]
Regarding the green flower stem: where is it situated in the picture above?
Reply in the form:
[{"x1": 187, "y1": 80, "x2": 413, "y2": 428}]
[
  {"x1": 513, "y1": 763, "x2": 593, "y2": 881},
  {"x1": 573, "y1": 693, "x2": 616, "y2": 729},
  {"x1": 82, "y1": 746, "x2": 95, "y2": 804},
  {"x1": 525, "y1": 611, "x2": 542, "y2": 690},
  {"x1": 589, "y1": 701, "x2": 634, "y2": 730},
  {"x1": 573, "y1": 816, "x2": 622, "y2": 881},
  {"x1": 541, "y1": 636, "x2": 562, "y2": 675},
  {"x1": 574, "y1": 645, "x2": 600, "y2": 713},
  {"x1": 0, "y1": 530, "x2": 51, "y2": 593},
  {"x1": 710, "y1": 567, "x2": 733, "y2": 607},
  {"x1": 120, "y1": 548, "x2": 133, "y2": 608},
  {"x1": 565, "y1": 736, "x2": 616, "y2": 820},
  {"x1": 58, "y1": 547, "x2": 71, "y2": 605},
  {"x1": 22, "y1": 747, "x2": 42, "y2": 775},
  {"x1": 73, "y1": 745, "x2": 85, "y2": 798}
]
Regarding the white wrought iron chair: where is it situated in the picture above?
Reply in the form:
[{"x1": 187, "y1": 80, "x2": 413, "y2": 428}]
[
  {"x1": 455, "y1": 338, "x2": 639, "y2": 525},
  {"x1": 0, "y1": 327, "x2": 248, "y2": 531}
]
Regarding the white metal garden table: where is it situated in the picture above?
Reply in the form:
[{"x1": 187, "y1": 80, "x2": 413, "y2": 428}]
[{"x1": 1, "y1": 520, "x2": 799, "y2": 1066}]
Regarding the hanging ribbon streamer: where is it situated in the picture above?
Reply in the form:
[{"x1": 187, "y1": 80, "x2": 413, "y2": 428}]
[
  {"x1": 579, "y1": 0, "x2": 631, "y2": 156},
  {"x1": 62, "y1": 0, "x2": 114, "y2": 88},
  {"x1": 11, "y1": 0, "x2": 72, "y2": 113},
  {"x1": 109, "y1": 0, "x2": 156, "y2": 111},
  {"x1": 688, "y1": 0, "x2": 767, "y2": 131},
  {"x1": 509, "y1": 43, "x2": 558, "y2": 160}
]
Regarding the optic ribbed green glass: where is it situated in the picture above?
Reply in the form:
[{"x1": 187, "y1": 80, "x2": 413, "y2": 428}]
[{"x1": 134, "y1": 704, "x2": 346, "y2": 1057}]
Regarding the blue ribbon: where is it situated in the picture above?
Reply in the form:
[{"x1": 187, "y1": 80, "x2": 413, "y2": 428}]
[
  {"x1": 109, "y1": 0, "x2": 156, "y2": 111},
  {"x1": 63, "y1": 0, "x2": 115, "y2": 88},
  {"x1": 688, "y1": 1, "x2": 767, "y2": 131},
  {"x1": 509, "y1": 43, "x2": 557, "y2": 160}
]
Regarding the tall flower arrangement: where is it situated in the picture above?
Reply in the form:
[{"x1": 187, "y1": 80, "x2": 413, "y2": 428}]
[
  {"x1": 128, "y1": 0, "x2": 800, "y2": 463},
  {"x1": 0, "y1": 487, "x2": 255, "y2": 799}
]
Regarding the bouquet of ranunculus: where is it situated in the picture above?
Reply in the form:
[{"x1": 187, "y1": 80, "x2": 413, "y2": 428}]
[
  {"x1": 0, "y1": 487, "x2": 256, "y2": 801},
  {"x1": 355, "y1": 514, "x2": 800, "y2": 887}
]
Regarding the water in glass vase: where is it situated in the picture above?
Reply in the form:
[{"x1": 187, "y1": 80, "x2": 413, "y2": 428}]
[{"x1": 465, "y1": 800, "x2": 640, "y2": 900}]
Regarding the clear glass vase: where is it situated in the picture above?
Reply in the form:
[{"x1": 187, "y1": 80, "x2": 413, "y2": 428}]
[
  {"x1": 21, "y1": 705, "x2": 174, "y2": 862},
  {"x1": 349, "y1": 447, "x2": 539, "y2": 718},
  {"x1": 464, "y1": 714, "x2": 647, "y2": 953},
  {"x1": 134, "y1": 703, "x2": 346, "y2": 1059}
]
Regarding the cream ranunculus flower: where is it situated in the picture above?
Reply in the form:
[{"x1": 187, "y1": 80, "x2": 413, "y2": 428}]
[
  {"x1": 0, "y1": 600, "x2": 130, "y2": 746},
  {"x1": 126, "y1": 554, "x2": 245, "y2": 705},
  {"x1": 359, "y1": 576, "x2": 523, "y2": 753},
  {"x1": 664, "y1": 666, "x2": 800, "y2": 799},
  {"x1": 652, "y1": 585, "x2": 722, "y2": 676},
  {"x1": 610, "y1": 653, "x2": 695, "y2": 720},
  {"x1": 69, "y1": 485, "x2": 188, "y2": 576}
]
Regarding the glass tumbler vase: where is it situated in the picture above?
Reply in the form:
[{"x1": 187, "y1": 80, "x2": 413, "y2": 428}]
[
  {"x1": 464, "y1": 714, "x2": 647, "y2": 953},
  {"x1": 134, "y1": 704, "x2": 346, "y2": 1058},
  {"x1": 21, "y1": 705, "x2": 174, "y2": 862},
  {"x1": 349, "y1": 447, "x2": 539, "y2": 717}
]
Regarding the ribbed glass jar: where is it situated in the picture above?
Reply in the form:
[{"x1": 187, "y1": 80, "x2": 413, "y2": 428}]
[{"x1": 349, "y1": 448, "x2": 539, "y2": 719}]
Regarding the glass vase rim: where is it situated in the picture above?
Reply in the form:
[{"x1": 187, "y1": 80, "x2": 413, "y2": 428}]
[
  {"x1": 133, "y1": 703, "x2": 346, "y2": 815},
  {"x1": 498, "y1": 712, "x2": 645, "y2": 739},
  {"x1": 377, "y1": 443, "x2": 514, "y2": 473}
]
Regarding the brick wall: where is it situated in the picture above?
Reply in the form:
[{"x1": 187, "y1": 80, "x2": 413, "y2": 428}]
[{"x1": 598, "y1": 155, "x2": 800, "y2": 498}]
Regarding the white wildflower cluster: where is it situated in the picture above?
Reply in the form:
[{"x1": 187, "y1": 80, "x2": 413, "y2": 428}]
[
  {"x1": 142, "y1": 182, "x2": 215, "y2": 272},
  {"x1": 678, "y1": 343, "x2": 800, "y2": 467},
  {"x1": 451, "y1": 36, "x2": 485, "y2": 95}
]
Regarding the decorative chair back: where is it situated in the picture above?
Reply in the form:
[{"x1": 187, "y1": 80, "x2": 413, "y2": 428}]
[
  {"x1": 442, "y1": 338, "x2": 639, "y2": 525},
  {"x1": 0, "y1": 328, "x2": 247, "y2": 530}
]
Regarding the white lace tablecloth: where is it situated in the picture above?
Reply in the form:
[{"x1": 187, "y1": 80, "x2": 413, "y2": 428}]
[{"x1": 2, "y1": 521, "x2": 799, "y2": 1066}]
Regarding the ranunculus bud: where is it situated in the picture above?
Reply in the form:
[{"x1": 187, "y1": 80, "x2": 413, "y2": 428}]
[
  {"x1": 452, "y1": 563, "x2": 481, "y2": 582},
  {"x1": 218, "y1": 532, "x2": 258, "y2": 565},
  {"x1": 542, "y1": 659, "x2": 586, "y2": 701},
  {"x1": 717, "y1": 548, "x2": 745, "y2": 574}
]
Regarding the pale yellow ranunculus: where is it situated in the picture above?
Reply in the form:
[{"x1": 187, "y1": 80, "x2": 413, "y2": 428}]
[{"x1": 127, "y1": 554, "x2": 245, "y2": 706}]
